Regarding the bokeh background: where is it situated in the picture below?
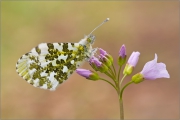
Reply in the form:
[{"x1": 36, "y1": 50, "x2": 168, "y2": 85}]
[{"x1": 1, "y1": 1, "x2": 179, "y2": 119}]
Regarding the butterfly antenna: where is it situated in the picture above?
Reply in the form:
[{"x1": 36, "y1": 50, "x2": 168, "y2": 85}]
[{"x1": 88, "y1": 18, "x2": 110, "y2": 36}]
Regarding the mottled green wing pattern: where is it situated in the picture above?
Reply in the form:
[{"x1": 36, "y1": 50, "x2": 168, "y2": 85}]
[{"x1": 16, "y1": 43, "x2": 87, "y2": 90}]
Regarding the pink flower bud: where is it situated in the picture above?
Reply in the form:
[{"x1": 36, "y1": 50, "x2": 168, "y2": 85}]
[
  {"x1": 76, "y1": 69, "x2": 99, "y2": 80},
  {"x1": 119, "y1": 44, "x2": 126, "y2": 58},
  {"x1": 118, "y1": 44, "x2": 127, "y2": 66},
  {"x1": 123, "y1": 51, "x2": 140, "y2": 75}
]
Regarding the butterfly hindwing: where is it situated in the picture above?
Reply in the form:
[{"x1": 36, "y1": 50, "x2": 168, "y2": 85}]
[{"x1": 16, "y1": 42, "x2": 87, "y2": 90}]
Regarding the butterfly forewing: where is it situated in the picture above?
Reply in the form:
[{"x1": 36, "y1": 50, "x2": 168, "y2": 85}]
[{"x1": 16, "y1": 42, "x2": 87, "y2": 90}]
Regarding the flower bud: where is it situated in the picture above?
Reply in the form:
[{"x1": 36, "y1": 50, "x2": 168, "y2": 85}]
[
  {"x1": 98, "y1": 63, "x2": 109, "y2": 73},
  {"x1": 131, "y1": 73, "x2": 144, "y2": 84},
  {"x1": 118, "y1": 44, "x2": 126, "y2": 66},
  {"x1": 89, "y1": 57, "x2": 98, "y2": 71},
  {"x1": 99, "y1": 48, "x2": 113, "y2": 63},
  {"x1": 123, "y1": 51, "x2": 140, "y2": 75},
  {"x1": 89, "y1": 56, "x2": 108, "y2": 73},
  {"x1": 99, "y1": 54, "x2": 112, "y2": 67},
  {"x1": 123, "y1": 64, "x2": 133, "y2": 75},
  {"x1": 76, "y1": 69, "x2": 99, "y2": 80}
]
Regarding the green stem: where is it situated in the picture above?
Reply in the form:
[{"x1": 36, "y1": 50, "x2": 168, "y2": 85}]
[
  {"x1": 108, "y1": 67, "x2": 115, "y2": 79},
  {"x1": 120, "y1": 74, "x2": 127, "y2": 89},
  {"x1": 105, "y1": 71, "x2": 115, "y2": 80},
  {"x1": 116, "y1": 88, "x2": 121, "y2": 119},
  {"x1": 120, "y1": 81, "x2": 133, "y2": 99},
  {"x1": 118, "y1": 81, "x2": 133, "y2": 120},
  {"x1": 118, "y1": 74, "x2": 127, "y2": 119},
  {"x1": 119, "y1": 95, "x2": 124, "y2": 120},
  {"x1": 100, "y1": 78, "x2": 117, "y2": 91},
  {"x1": 112, "y1": 63, "x2": 117, "y2": 77},
  {"x1": 117, "y1": 66, "x2": 122, "y2": 82}
]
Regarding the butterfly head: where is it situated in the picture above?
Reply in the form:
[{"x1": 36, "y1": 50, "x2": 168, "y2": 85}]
[
  {"x1": 78, "y1": 34, "x2": 95, "y2": 47},
  {"x1": 87, "y1": 34, "x2": 96, "y2": 44}
]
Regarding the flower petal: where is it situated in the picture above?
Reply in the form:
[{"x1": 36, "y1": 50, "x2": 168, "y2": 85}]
[
  {"x1": 119, "y1": 44, "x2": 126, "y2": 58},
  {"x1": 155, "y1": 63, "x2": 170, "y2": 78},
  {"x1": 76, "y1": 69, "x2": 91, "y2": 78},
  {"x1": 99, "y1": 48, "x2": 108, "y2": 56},
  {"x1": 140, "y1": 54, "x2": 170, "y2": 80},
  {"x1": 92, "y1": 57, "x2": 102, "y2": 67},
  {"x1": 141, "y1": 54, "x2": 157, "y2": 75},
  {"x1": 128, "y1": 52, "x2": 140, "y2": 67}
]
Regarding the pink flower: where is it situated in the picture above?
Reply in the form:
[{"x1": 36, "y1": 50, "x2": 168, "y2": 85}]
[
  {"x1": 132, "y1": 54, "x2": 170, "y2": 84},
  {"x1": 140, "y1": 54, "x2": 170, "y2": 80}
]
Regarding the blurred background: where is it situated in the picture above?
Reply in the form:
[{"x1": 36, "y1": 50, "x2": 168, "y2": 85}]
[{"x1": 1, "y1": 1, "x2": 179, "y2": 119}]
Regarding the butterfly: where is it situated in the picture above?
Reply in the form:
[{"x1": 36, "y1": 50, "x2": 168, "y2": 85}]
[{"x1": 16, "y1": 18, "x2": 109, "y2": 91}]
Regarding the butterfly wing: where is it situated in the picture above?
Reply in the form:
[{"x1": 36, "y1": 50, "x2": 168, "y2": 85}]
[{"x1": 16, "y1": 43, "x2": 87, "y2": 90}]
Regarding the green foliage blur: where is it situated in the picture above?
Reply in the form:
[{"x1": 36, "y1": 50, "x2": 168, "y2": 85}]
[{"x1": 1, "y1": 1, "x2": 179, "y2": 119}]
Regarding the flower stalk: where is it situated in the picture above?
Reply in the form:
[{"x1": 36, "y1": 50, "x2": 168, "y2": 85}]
[{"x1": 76, "y1": 46, "x2": 170, "y2": 119}]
